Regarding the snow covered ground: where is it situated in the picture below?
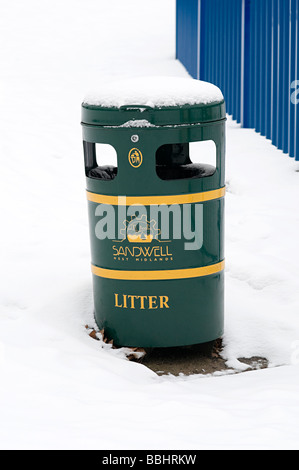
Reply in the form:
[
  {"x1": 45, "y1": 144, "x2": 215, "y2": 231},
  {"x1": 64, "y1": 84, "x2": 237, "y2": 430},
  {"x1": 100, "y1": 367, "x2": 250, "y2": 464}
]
[{"x1": 1, "y1": 0, "x2": 299, "y2": 450}]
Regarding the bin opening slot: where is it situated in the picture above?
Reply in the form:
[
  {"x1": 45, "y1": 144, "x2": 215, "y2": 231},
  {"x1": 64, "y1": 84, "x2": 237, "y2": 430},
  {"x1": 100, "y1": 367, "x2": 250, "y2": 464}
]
[
  {"x1": 84, "y1": 142, "x2": 118, "y2": 180},
  {"x1": 156, "y1": 141, "x2": 216, "y2": 181}
]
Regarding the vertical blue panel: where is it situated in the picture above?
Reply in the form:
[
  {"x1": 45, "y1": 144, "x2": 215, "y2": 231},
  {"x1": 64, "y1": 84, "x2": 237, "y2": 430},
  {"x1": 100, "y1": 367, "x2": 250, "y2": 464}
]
[
  {"x1": 224, "y1": 3, "x2": 229, "y2": 105},
  {"x1": 229, "y1": 0, "x2": 233, "y2": 113},
  {"x1": 289, "y1": 0, "x2": 296, "y2": 158},
  {"x1": 272, "y1": 0, "x2": 279, "y2": 146},
  {"x1": 266, "y1": 0, "x2": 273, "y2": 140},
  {"x1": 283, "y1": 0, "x2": 290, "y2": 154},
  {"x1": 243, "y1": 0, "x2": 255, "y2": 128},
  {"x1": 255, "y1": 1, "x2": 261, "y2": 133},
  {"x1": 176, "y1": 0, "x2": 199, "y2": 78},
  {"x1": 218, "y1": 0, "x2": 224, "y2": 99},
  {"x1": 250, "y1": 0, "x2": 257, "y2": 129},
  {"x1": 235, "y1": 0, "x2": 242, "y2": 123},
  {"x1": 198, "y1": 0, "x2": 243, "y2": 120},
  {"x1": 277, "y1": 0, "x2": 284, "y2": 150},
  {"x1": 209, "y1": 0, "x2": 213, "y2": 82},
  {"x1": 295, "y1": 0, "x2": 299, "y2": 160},
  {"x1": 199, "y1": 0, "x2": 206, "y2": 80},
  {"x1": 260, "y1": 0, "x2": 267, "y2": 137}
]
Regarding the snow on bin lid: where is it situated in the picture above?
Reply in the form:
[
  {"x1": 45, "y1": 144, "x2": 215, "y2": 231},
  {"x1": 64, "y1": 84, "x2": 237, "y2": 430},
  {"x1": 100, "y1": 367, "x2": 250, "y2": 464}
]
[
  {"x1": 81, "y1": 77, "x2": 225, "y2": 127},
  {"x1": 83, "y1": 76, "x2": 224, "y2": 108}
]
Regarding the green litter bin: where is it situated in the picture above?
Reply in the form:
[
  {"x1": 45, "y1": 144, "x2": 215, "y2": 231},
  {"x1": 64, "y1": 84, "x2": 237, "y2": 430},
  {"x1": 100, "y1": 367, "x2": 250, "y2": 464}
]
[{"x1": 81, "y1": 77, "x2": 226, "y2": 348}]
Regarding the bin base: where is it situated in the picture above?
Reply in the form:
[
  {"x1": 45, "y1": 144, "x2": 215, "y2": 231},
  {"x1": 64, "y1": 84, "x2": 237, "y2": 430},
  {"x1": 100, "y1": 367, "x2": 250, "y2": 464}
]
[{"x1": 92, "y1": 272, "x2": 224, "y2": 348}]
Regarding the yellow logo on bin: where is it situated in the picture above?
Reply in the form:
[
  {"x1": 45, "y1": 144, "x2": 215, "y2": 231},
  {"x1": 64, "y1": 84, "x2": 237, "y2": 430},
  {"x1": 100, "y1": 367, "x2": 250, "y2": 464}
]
[
  {"x1": 121, "y1": 214, "x2": 160, "y2": 244},
  {"x1": 128, "y1": 148, "x2": 143, "y2": 168}
]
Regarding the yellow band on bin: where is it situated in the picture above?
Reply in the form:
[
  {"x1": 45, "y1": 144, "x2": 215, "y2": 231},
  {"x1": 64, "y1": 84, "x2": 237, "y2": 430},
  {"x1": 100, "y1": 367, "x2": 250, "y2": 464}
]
[
  {"x1": 86, "y1": 187, "x2": 226, "y2": 206},
  {"x1": 91, "y1": 260, "x2": 225, "y2": 281}
]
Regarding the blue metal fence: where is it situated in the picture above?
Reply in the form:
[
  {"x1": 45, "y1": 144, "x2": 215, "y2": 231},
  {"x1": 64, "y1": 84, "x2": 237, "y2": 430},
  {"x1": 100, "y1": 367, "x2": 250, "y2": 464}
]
[{"x1": 176, "y1": 0, "x2": 299, "y2": 161}]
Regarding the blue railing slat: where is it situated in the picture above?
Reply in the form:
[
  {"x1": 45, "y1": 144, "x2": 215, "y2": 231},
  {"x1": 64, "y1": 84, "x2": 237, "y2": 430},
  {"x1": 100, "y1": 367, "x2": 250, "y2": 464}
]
[
  {"x1": 295, "y1": 0, "x2": 299, "y2": 160},
  {"x1": 277, "y1": 0, "x2": 284, "y2": 151},
  {"x1": 266, "y1": 0, "x2": 273, "y2": 140},
  {"x1": 260, "y1": 0, "x2": 266, "y2": 137},
  {"x1": 272, "y1": 0, "x2": 279, "y2": 147},
  {"x1": 290, "y1": 0, "x2": 297, "y2": 158},
  {"x1": 255, "y1": 1, "x2": 261, "y2": 134}
]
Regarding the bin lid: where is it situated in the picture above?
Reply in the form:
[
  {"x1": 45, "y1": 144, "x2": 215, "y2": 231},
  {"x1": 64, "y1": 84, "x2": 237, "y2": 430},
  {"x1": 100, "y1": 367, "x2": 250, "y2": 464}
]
[{"x1": 81, "y1": 77, "x2": 225, "y2": 127}]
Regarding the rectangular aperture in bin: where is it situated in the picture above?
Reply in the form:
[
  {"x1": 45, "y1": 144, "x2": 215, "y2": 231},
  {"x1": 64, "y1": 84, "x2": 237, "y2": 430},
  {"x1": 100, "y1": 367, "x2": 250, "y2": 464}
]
[
  {"x1": 156, "y1": 141, "x2": 216, "y2": 181},
  {"x1": 84, "y1": 142, "x2": 118, "y2": 180}
]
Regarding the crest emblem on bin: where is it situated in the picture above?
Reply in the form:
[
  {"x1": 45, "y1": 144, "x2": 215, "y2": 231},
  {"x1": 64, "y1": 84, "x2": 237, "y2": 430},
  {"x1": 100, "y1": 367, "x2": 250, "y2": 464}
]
[
  {"x1": 120, "y1": 215, "x2": 160, "y2": 243},
  {"x1": 128, "y1": 148, "x2": 143, "y2": 168}
]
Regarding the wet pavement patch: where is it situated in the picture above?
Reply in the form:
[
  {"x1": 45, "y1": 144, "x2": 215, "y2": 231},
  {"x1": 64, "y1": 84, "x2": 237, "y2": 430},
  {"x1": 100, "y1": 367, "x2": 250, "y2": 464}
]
[{"x1": 139, "y1": 341, "x2": 269, "y2": 377}]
